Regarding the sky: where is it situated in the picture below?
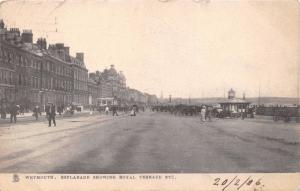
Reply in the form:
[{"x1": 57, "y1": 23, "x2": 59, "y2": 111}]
[{"x1": 0, "y1": 0, "x2": 299, "y2": 98}]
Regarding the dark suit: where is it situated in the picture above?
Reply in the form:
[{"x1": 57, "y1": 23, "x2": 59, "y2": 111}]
[
  {"x1": 46, "y1": 105, "x2": 56, "y2": 127},
  {"x1": 10, "y1": 105, "x2": 18, "y2": 123}
]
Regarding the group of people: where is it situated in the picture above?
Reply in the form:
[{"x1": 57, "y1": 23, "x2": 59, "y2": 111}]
[
  {"x1": 4, "y1": 103, "x2": 57, "y2": 127},
  {"x1": 199, "y1": 106, "x2": 213, "y2": 122},
  {"x1": 102, "y1": 105, "x2": 140, "y2": 117},
  {"x1": 104, "y1": 106, "x2": 119, "y2": 116},
  {"x1": 33, "y1": 103, "x2": 61, "y2": 127},
  {"x1": 152, "y1": 104, "x2": 252, "y2": 122},
  {"x1": 27, "y1": 103, "x2": 57, "y2": 127},
  {"x1": 4, "y1": 102, "x2": 144, "y2": 126}
]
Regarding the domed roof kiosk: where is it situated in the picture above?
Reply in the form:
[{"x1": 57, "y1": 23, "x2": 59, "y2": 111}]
[{"x1": 219, "y1": 89, "x2": 251, "y2": 117}]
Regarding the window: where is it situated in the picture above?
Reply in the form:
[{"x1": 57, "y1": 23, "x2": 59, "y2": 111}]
[
  {"x1": 48, "y1": 78, "x2": 51, "y2": 89},
  {"x1": 38, "y1": 78, "x2": 40, "y2": 89},
  {"x1": 45, "y1": 78, "x2": 48, "y2": 89},
  {"x1": 8, "y1": 52, "x2": 12, "y2": 64},
  {"x1": 51, "y1": 77, "x2": 53, "y2": 89},
  {"x1": 32, "y1": 76, "x2": 35, "y2": 88},
  {"x1": 42, "y1": 78, "x2": 45, "y2": 89},
  {"x1": 35, "y1": 78, "x2": 38, "y2": 88},
  {"x1": 3, "y1": 71, "x2": 7, "y2": 84},
  {"x1": 11, "y1": 72, "x2": 14, "y2": 84},
  {"x1": 24, "y1": 57, "x2": 27, "y2": 67},
  {"x1": 3, "y1": 51, "x2": 7, "y2": 62},
  {"x1": 20, "y1": 56, "x2": 23, "y2": 66},
  {"x1": 0, "y1": 70, "x2": 3, "y2": 82},
  {"x1": 53, "y1": 79, "x2": 56, "y2": 89},
  {"x1": 18, "y1": 74, "x2": 21, "y2": 85},
  {"x1": 23, "y1": 75, "x2": 26, "y2": 86}
]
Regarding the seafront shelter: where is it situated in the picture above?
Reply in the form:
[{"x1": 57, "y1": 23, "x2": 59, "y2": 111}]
[{"x1": 219, "y1": 89, "x2": 251, "y2": 117}]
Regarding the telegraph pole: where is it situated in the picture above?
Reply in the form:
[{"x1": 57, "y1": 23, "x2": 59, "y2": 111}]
[
  {"x1": 258, "y1": 84, "x2": 261, "y2": 106},
  {"x1": 297, "y1": 60, "x2": 299, "y2": 106}
]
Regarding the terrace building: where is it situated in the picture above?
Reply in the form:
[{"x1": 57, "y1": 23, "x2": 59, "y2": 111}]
[
  {"x1": 0, "y1": 19, "x2": 157, "y2": 113},
  {"x1": 0, "y1": 20, "x2": 88, "y2": 110}
]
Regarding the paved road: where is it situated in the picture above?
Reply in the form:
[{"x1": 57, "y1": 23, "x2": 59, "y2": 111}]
[{"x1": 0, "y1": 112, "x2": 299, "y2": 173}]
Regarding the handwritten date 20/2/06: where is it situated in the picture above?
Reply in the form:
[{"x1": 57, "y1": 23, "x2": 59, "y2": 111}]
[{"x1": 213, "y1": 176, "x2": 264, "y2": 191}]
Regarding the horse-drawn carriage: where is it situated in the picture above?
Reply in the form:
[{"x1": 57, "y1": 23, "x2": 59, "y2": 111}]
[{"x1": 256, "y1": 106, "x2": 299, "y2": 122}]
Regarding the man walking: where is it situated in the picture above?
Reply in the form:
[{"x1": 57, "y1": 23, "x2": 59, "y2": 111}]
[
  {"x1": 9, "y1": 103, "x2": 18, "y2": 123},
  {"x1": 112, "y1": 105, "x2": 118, "y2": 116},
  {"x1": 206, "y1": 106, "x2": 213, "y2": 122},
  {"x1": 33, "y1": 105, "x2": 40, "y2": 120},
  {"x1": 47, "y1": 103, "x2": 56, "y2": 127}
]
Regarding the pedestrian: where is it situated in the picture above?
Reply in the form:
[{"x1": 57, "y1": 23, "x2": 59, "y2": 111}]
[
  {"x1": 200, "y1": 106, "x2": 206, "y2": 122},
  {"x1": 130, "y1": 107, "x2": 136, "y2": 116},
  {"x1": 16, "y1": 105, "x2": 20, "y2": 115},
  {"x1": 33, "y1": 105, "x2": 40, "y2": 120},
  {"x1": 206, "y1": 106, "x2": 212, "y2": 122},
  {"x1": 241, "y1": 108, "x2": 246, "y2": 120},
  {"x1": 20, "y1": 105, "x2": 24, "y2": 116},
  {"x1": 9, "y1": 103, "x2": 18, "y2": 123},
  {"x1": 0, "y1": 107, "x2": 6, "y2": 119},
  {"x1": 46, "y1": 103, "x2": 56, "y2": 127},
  {"x1": 112, "y1": 105, "x2": 118, "y2": 116},
  {"x1": 57, "y1": 106, "x2": 62, "y2": 115},
  {"x1": 105, "y1": 106, "x2": 109, "y2": 115}
]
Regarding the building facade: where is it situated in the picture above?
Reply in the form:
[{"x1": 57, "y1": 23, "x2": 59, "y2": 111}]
[
  {"x1": 0, "y1": 20, "x2": 88, "y2": 111},
  {"x1": 88, "y1": 65, "x2": 158, "y2": 107},
  {"x1": 0, "y1": 19, "x2": 157, "y2": 112},
  {"x1": 89, "y1": 65, "x2": 127, "y2": 105}
]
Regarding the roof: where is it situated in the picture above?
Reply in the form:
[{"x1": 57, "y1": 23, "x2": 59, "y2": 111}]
[
  {"x1": 21, "y1": 43, "x2": 44, "y2": 56},
  {"x1": 70, "y1": 56, "x2": 86, "y2": 69}
]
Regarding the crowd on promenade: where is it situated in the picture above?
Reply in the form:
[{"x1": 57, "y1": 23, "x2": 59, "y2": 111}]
[
  {"x1": 0, "y1": 102, "x2": 146, "y2": 126},
  {"x1": 0, "y1": 103, "x2": 67, "y2": 127}
]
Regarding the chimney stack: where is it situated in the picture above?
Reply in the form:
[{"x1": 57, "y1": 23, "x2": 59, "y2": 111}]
[
  {"x1": 64, "y1": 46, "x2": 70, "y2": 55},
  {"x1": 37, "y1": 38, "x2": 47, "y2": 49},
  {"x1": 0, "y1": 19, "x2": 4, "y2": 29},
  {"x1": 21, "y1": 29, "x2": 33, "y2": 43},
  {"x1": 76, "y1": 52, "x2": 84, "y2": 62}
]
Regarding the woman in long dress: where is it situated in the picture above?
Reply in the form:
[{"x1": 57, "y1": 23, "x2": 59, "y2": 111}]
[{"x1": 201, "y1": 106, "x2": 206, "y2": 122}]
